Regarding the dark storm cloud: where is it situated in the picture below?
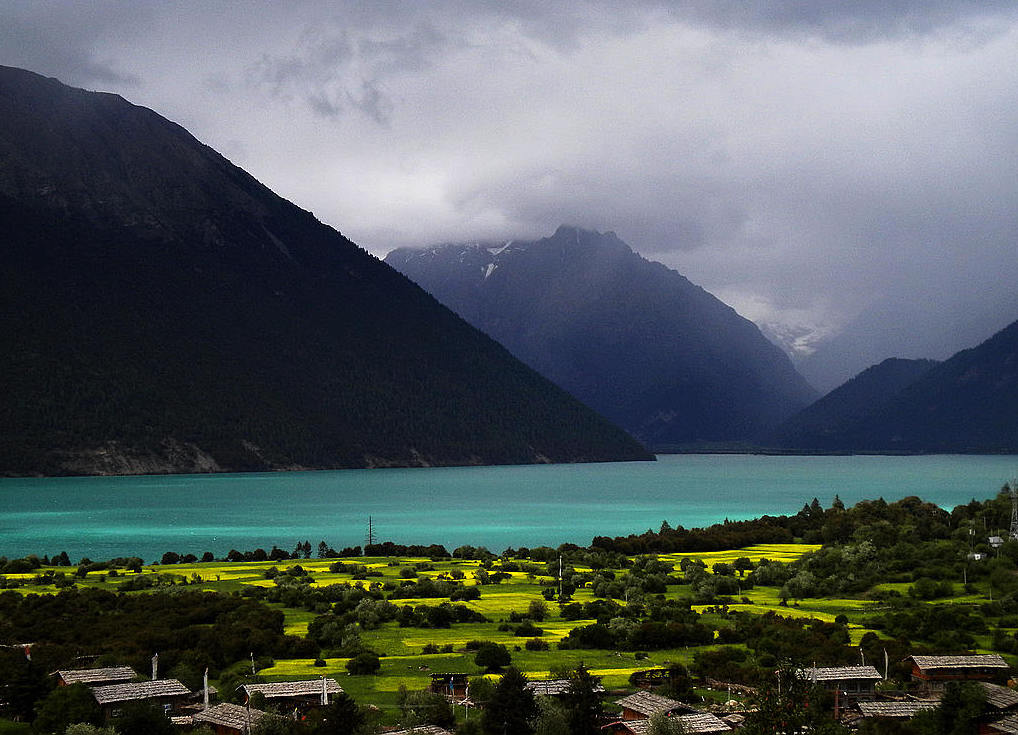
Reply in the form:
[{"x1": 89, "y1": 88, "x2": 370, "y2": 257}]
[
  {"x1": 660, "y1": 0, "x2": 1018, "y2": 42},
  {"x1": 2, "y1": 0, "x2": 1018, "y2": 374}
]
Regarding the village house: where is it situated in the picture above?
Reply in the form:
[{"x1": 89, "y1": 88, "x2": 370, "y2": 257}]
[
  {"x1": 907, "y1": 655, "x2": 1010, "y2": 693},
  {"x1": 613, "y1": 691, "x2": 698, "y2": 720},
  {"x1": 428, "y1": 673, "x2": 469, "y2": 699},
  {"x1": 796, "y1": 664, "x2": 883, "y2": 716},
  {"x1": 525, "y1": 678, "x2": 606, "y2": 698},
  {"x1": 602, "y1": 712, "x2": 730, "y2": 734},
  {"x1": 192, "y1": 702, "x2": 276, "y2": 735},
  {"x1": 240, "y1": 678, "x2": 342, "y2": 715},
  {"x1": 90, "y1": 679, "x2": 191, "y2": 720},
  {"x1": 55, "y1": 666, "x2": 137, "y2": 687}
]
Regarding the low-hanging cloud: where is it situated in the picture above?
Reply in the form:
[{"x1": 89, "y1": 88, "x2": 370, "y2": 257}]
[{"x1": 2, "y1": 0, "x2": 1018, "y2": 376}]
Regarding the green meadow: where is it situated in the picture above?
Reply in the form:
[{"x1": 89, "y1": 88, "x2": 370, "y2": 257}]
[{"x1": 5, "y1": 536, "x2": 1013, "y2": 720}]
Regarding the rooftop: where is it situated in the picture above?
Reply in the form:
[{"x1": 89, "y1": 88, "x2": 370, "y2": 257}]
[
  {"x1": 608, "y1": 713, "x2": 730, "y2": 734},
  {"x1": 857, "y1": 701, "x2": 937, "y2": 719},
  {"x1": 56, "y1": 667, "x2": 137, "y2": 686},
  {"x1": 90, "y1": 679, "x2": 190, "y2": 705},
  {"x1": 909, "y1": 654, "x2": 1009, "y2": 671},
  {"x1": 193, "y1": 702, "x2": 273, "y2": 730},
  {"x1": 526, "y1": 679, "x2": 605, "y2": 697},
  {"x1": 614, "y1": 691, "x2": 692, "y2": 717},
  {"x1": 981, "y1": 682, "x2": 1018, "y2": 710},
  {"x1": 797, "y1": 665, "x2": 882, "y2": 682},
  {"x1": 242, "y1": 679, "x2": 343, "y2": 699}
]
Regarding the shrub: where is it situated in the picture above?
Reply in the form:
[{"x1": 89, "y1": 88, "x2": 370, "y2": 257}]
[{"x1": 346, "y1": 652, "x2": 381, "y2": 676}]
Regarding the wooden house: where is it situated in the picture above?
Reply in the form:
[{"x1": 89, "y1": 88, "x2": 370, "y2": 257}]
[
  {"x1": 192, "y1": 702, "x2": 275, "y2": 735},
  {"x1": 526, "y1": 678, "x2": 605, "y2": 698},
  {"x1": 613, "y1": 691, "x2": 698, "y2": 720},
  {"x1": 602, "y1": 712, "x2": 730, "y2": 733},
  {"x1": 907, "y1": 655, "x2": 1010, "y2": 693},
  {"x1": 55, "y1": 666, "x2": 136, "y2": 687},
  {"x1": 428, "y1": 673, "x2": 469, "y2": 699},
  {"x1": 797, "y1": 665, "x2": 882, "y2": 698},
  {"x1": 90, "y1": 679, "x2": 191, "y2": 720},
  {"x1": 240, "y1": 679, "x2": 342, "y2": 714}
]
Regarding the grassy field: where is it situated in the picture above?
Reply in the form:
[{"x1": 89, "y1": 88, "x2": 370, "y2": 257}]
[{"x1": 5, "y1": 540, "x2": 999, "y2": 720}]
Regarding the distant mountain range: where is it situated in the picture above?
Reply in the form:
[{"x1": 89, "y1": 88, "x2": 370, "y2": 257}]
[
  {"x1": 768, "y1": 320, "x2": 1018, "y2": 452},
  {"x1": 0, "y1": 66, "x2": 651, "y2": 475},
  {"x1": 386, "y1": 227, "x2": 817, "y2": 448}
]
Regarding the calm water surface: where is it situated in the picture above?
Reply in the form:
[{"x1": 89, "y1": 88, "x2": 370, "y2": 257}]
[{"x1": 1, "y1": 454, "x2": 1016, "y2": 561}]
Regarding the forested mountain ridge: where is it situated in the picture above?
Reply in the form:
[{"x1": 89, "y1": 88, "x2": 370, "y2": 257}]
[
  {"x1": 0, "y1": 65, "x2": 651, "y2": 475},
  {"x1": 766, "y1": 358, "x2": 940, "y2": 450},
  {"x1": 768, "y1": 319, "x2": 1018, "y2": 452},
  {"x1": 386, "y1": 226, "x2": 817, "y2": 447}
]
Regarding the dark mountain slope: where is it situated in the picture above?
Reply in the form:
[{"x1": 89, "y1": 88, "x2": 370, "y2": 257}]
[
  {"x1": 386, "y1": 227, "x2": 817, "y2": 447},
  {"x1": 0, "y1": 66, "x2": 651, "y2": 475},
  {"x1": 769, "y1": 320, "x2": 1018, "y2": 452},
  {"x1": 766, "y1": 358, "x2": 939, "y2": 450}
]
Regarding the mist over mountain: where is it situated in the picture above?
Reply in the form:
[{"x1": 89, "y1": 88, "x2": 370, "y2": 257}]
[
  {"x1": 386, "y1": 227, "x2": 817, "y2": 448},
  {"x1": 769, "y1": 320, "x2": 1018, "y2": 452},
  {"x1": 794, "y1": 291, "x2": 1018, "y2": 394},
  {"x1": 0, "y1": 66, "x2": 651, "y2": 475}
]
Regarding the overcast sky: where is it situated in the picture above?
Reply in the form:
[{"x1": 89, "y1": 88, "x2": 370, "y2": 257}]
[{"x1": 4, "y1": 1, "x2": 1018, "y2": 362}]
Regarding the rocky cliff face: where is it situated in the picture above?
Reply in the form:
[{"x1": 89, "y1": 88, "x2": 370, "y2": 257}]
[{"x1": 0, "y1": 66, "x2": 651, "y2": 475}]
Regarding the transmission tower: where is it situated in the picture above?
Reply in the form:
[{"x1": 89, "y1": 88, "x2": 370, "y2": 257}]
[
  {"x1": 1010, "y1": 480, "x2": 1018, "y2": 541},
  {"x1": 366, "y1": 516, "x2": 375, "y2": 548}
]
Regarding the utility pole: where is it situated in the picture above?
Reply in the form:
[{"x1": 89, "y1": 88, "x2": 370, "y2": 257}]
[{"x1": 558, "y1": 556, "x2": 563, "y2": 602}]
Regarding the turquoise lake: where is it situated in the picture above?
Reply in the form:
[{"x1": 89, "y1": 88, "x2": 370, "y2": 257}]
[{"x1": 1, "y1": 454, "x2": 1017, "y2": 562}]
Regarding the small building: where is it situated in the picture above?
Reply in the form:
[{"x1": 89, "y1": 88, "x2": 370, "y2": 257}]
[
  {"x1": 907, "y1": 655, "x2": 1010, "y2": 693},
  {"x1": 241, "y1": 679, "x2": 343, "y2": 714},
  {"x1": 90, "y1": 679, "x2": 191, "y2": 720},
  {"x1": 526, "y1": 678, "x2": 605, "y2": 698},
  {"x1": 55, "y1": 666, "x2": 137, "y2": 687},
  {"x1": 796, "y1": 666, "x2": 882, "y2": 699},
  {"x1": 614, "y1": 691, "x2": 698, "y2": 720},
  {"x1": 192, "y1": 702, "x2": 276, "y2": 735},
  {"x1": 990, "y1": 536, "x2": 1005, "y2": 549},
  {"x1": 428, "y1": 673, "x2": 469, "y2": 699},
  {"x1": 603, "y1": 712, "x2": 730, "y2": 733}
]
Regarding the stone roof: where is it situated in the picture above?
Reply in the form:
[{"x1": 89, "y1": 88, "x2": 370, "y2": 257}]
[
  {"x1": 981, "y1": 683, "x2": 1018, "y2": 710},
  {"x1": 615, "y1": 691, "x2": 690, "y2": 717},
  {"x1": 673, "y1": 713, "x2": 731, "y2": 733},
  {"x1": 857, "y1": 701, "x2": 937, "y2": 719},
  {"x1": 989, "y1": 714, "x2": 1018, "y2": 735},
  {"x1": 909, "y1": 654, "x2": 1009, "y2": 671},
  {"x1": 193, "y1": 702, "x2": 273, "y2": 731},
  {"x1": 608, "y1": 713, "x2": 730, "y2": 734},
  {"x1": 387, "y1": 726, "x2": 453, "y2": 735},
  {"x1": 91, "y1": 679, "x2": 190, "y2": 705},
  {"x1": 526, "y1": 678, "x2": 605, "y2": 696},
  {"x1": 242, "y1": 679, "x2": 343, "y2": 699},
  {"x1": 56, "y1": 666, "x2": 137, "y2": 686},
  {"x1": 797, "y1": 665, "x2": 882, "y2": 683}
]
